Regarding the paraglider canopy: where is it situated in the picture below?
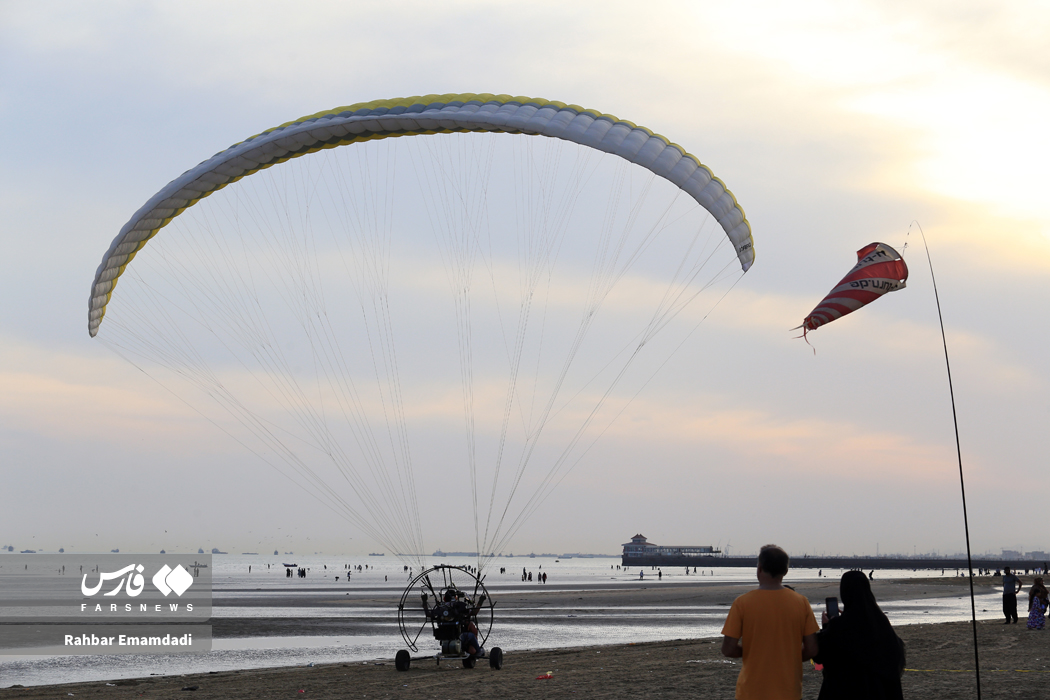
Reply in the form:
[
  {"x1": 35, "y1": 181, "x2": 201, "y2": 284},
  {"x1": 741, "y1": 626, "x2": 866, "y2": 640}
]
[
  {"x1": 87, "y1": 93, "x2": 754, "y2": 571},
  {"x1": 88, "y1": 93, "x2": 754, "y2": 337}
]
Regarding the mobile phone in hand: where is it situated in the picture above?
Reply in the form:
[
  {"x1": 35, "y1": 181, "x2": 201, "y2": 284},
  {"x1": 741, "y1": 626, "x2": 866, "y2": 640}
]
[{"x1": 825, "y1": 597, "x2": 839, "y2": 618}]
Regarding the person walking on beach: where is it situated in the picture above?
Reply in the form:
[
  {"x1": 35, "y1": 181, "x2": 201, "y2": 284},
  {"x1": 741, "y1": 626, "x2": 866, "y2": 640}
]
[
  {"x1": 721, "y1": 545, "x2": 819, "y2": 700},
  {"x1": 1003, "y1": 567, "x2": 1023, "y2": 623},
  {"x1": 1027, "y1": 577, "x2": 1048, "y2": 630},
  {"x1": 813, "y1": 570, "x2": 904, "y2": 700}
]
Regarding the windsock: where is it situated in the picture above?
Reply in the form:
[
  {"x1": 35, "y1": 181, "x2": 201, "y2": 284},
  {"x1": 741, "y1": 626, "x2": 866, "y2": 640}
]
[{"x1": 799, "y1": 242, "x2": 908, "y2": 337}]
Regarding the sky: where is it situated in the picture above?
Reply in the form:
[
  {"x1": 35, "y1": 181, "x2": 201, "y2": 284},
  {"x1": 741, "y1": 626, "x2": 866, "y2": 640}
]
[{"x1": 2, "y1": 0, "x2": 1048, "y2": 560}]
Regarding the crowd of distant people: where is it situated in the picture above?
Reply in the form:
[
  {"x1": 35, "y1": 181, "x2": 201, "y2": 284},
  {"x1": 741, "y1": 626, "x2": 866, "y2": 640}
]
[{"x1": 517, "y1": 567, "x2": 547, "y2": 583}]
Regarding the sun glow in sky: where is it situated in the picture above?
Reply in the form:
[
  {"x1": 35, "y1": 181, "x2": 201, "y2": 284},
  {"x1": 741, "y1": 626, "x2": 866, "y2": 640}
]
[
  {"x1": 2, "y1": 0, "x2": 1048, "y2": 559},
  {"x1": 695, "y1": 1, "x2": 1050, "y2": 234}
]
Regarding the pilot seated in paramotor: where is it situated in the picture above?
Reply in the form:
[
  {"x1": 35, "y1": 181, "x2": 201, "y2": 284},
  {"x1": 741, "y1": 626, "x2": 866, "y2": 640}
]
[{"x1": 422, "y1": 587, "x2": 487, "y2": 654}]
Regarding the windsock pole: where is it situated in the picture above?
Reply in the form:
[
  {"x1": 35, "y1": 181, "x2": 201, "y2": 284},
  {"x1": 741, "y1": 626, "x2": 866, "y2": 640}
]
[{"x1": 914, "y1": 222, "x2": 981, "y2": 700}]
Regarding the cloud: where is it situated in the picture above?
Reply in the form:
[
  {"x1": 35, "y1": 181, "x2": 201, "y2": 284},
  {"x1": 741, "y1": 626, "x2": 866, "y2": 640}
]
[
  {"x1": 0, "y1": 336, "x2": 223, "y2": 449},
  {"x1": 606, "y1": 392, "x2": 953, "y2": 482}
]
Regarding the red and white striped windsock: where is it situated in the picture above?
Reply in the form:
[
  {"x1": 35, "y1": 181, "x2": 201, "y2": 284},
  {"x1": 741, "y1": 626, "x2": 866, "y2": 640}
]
[{"x1": 800, "y1": 242, "x2": 908, "y2": 335}]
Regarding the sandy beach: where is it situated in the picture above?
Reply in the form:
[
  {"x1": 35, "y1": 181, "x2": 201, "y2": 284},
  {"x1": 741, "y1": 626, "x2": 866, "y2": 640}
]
[
  {"x1": 6, "y1": 575, "x2": 1046, "y2": 698},
  {"x1": 3, "y1": 620, "x2": 1045, "y2": 699}
]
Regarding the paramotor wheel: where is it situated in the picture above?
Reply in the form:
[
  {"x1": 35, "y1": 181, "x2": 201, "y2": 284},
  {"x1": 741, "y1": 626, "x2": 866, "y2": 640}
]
[
  {"x1": 462, "y1": 656, "x2": 477, "y2": 669},
  {"x1": 395, "y1": 649, "x2": 411, "y2": 672},
  {"x1": 489, "y1": 647, "x2": 503, "y2": 670}
]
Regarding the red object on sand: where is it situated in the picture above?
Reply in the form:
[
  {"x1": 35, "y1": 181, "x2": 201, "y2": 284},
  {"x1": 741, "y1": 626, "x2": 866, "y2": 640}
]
[{"x1": 536, "y1": 673, "x2": 553, "y2": 680}]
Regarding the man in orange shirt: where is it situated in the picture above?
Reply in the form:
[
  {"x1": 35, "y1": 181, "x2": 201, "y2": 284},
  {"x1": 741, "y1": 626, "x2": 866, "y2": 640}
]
[{"x1": 721, "y1": 545, "x2": 819, "y2": 700}]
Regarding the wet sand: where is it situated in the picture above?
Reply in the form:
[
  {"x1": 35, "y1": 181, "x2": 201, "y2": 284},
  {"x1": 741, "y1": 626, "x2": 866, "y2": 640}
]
[
  {"x1": 7, "y1": 576, "x2": 1043, "y2": 699},
  {"x1": 212, "y1": 574, "x2": 998, "y2": 637}
]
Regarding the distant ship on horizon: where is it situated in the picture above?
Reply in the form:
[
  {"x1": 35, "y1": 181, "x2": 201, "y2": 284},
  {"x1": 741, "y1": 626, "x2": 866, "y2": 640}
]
[{"x1": 431, "y1": 550, "x2": 497, "y2": 558}]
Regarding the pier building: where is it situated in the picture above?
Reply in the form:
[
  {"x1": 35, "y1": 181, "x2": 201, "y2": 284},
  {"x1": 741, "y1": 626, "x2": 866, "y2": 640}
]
[{"x1": 621, "y1": 534, "x2": 720, "y2": 562}]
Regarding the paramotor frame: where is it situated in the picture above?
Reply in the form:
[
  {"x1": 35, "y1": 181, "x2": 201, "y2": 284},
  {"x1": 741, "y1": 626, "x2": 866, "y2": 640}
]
[{"x1": 397, "y1": 565, "x2": 494, "y2": 653}]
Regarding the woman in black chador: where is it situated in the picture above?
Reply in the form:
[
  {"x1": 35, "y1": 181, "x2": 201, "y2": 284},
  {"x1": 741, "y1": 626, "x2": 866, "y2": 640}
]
[{"x1": 814, "y1": 570, "x2": 905, "y2": 700}]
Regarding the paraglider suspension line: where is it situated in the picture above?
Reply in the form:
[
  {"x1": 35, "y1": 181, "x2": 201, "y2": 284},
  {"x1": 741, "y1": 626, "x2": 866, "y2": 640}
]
[{"x1": 917, "y1": 223, "x2": 981, "y2": 700}]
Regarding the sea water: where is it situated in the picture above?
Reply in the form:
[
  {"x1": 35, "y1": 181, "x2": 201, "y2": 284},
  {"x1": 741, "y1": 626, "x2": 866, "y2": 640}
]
[{"x1": 0, "y1": 554, "x2": 1007, "y2": 686}]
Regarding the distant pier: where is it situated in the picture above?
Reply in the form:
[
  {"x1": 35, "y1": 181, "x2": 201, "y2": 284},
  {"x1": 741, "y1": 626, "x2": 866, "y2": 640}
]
[
  {"x1": 621, "y1": 535, "x2": 1042, "y2": 571},
  {"x1": 621, "y1": 554, "x2": 1040, "y2": 571}
]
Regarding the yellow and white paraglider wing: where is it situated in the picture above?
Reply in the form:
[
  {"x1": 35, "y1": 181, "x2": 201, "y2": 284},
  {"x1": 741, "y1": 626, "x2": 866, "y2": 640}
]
[
  {"x1": 87, "y1": 92, "x2": 754, "y2": 571},
  {"x1": 88, "y1": 93, "x2": 753, "y2": 336}
]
